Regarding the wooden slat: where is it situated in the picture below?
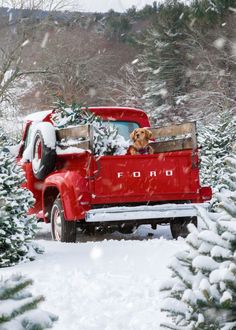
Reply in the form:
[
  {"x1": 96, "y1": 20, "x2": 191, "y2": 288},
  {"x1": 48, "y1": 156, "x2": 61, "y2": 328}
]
[
  {"x1": 150, "y1": 122, "x2": 196, "y2": 139},
  {"x1": 56, "y1": 125, "x2": 90, "y2": 141},
  {"x1": 149, "y1": 137, "x2": 194, "y2": 153},
  {"x1": 56, "y1": 124, "x2": 93, "y2": 151}
]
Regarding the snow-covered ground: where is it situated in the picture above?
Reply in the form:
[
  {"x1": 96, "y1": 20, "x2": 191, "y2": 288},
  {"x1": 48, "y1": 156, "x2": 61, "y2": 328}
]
[{"x1": 0, "y1": 224, "x2": 186, "y2": 330}]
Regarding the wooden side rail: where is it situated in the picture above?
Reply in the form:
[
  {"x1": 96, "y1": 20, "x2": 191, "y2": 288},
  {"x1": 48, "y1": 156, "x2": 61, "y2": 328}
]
[
  {"x1": 149, "y1": 122, "x2": 197, "y2": 152},
  {"x1": 150, "y1": 122, "x2": 196, "y2": 139},
  {"x1": 149, "y1": 137, "x2": 194, "y2": 153},
  {"x1": 56, "y1": 124, "x2": 93, "y2": 151}
]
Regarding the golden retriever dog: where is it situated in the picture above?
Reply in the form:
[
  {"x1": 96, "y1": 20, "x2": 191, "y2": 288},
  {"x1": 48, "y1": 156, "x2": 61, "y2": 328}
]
[{"x1": 128, "y1": 128, "x2": 154, "y2": 155}]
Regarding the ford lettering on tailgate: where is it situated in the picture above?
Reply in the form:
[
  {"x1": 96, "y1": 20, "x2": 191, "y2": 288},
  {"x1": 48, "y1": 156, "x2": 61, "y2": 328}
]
[{"x1": 92, "y1": 154, "x2": 192, "y2": 201}]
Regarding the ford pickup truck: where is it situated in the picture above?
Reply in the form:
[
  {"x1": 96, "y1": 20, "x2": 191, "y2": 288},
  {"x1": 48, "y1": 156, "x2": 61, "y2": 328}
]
[{"x1": 17, "y1": 107, "x2": 212, "y2": 242}]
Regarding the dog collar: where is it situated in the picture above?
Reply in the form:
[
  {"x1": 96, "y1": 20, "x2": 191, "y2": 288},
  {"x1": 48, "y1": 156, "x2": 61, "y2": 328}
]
[{"x1": 137, "y1": 146, "x2": 151, "y2": 154}]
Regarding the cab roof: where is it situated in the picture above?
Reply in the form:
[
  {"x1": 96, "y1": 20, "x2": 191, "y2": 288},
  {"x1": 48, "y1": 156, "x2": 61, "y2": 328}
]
[{"x1": 24, "y1": 106, "x2": 150, "y2": 127}]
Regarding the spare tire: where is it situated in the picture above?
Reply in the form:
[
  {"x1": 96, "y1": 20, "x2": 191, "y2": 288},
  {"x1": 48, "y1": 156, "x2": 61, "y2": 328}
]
[{"x1": 32, "y1": 123, "x2": 56, "y2": 180}]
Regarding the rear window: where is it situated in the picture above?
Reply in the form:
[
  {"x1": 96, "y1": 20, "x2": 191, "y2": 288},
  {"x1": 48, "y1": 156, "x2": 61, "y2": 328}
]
[{"x1": 104, "y1": 121, "x2": 140, "y2": 140}]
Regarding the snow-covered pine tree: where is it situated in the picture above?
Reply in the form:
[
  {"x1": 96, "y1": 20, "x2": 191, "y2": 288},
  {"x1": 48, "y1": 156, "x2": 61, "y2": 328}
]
[
  {"x1": 0, "y1": 274, "x2": 57, "y2": 329},
  {"x1": 52, "y1": 99, "x2": 128, "y2": 156},
  {"x1": 0, "y1": 132, "x2": 40, "y2": 267},
  {"x1": 160, "y1": 149, "x2": 236, "y2": 330},
  {"x1": 137, "y1": 1, "x2": 190, "y2": 125},
  {"x1": 198, "y1": 113, "x2": 236, "y2": 189},
  {"x1": 52, "y1": 99, "x2": 97, "y2": 129},
  {"x1": 92, "y1": 120, "x2": 121, "y2": 156}
]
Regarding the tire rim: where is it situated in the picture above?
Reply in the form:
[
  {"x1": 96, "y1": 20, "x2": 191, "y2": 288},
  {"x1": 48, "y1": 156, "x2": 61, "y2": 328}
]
[
  {"x1": 53, "y1": 207, "x2": 62, "y2": 241},
  {"x1": 33, "y1": 135, "x2": 42, "y2": 172}
]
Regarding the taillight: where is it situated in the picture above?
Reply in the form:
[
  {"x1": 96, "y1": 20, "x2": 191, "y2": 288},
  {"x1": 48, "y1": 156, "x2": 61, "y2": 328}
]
[
  {"x1": 200, "y1": 186, "x2": 212, "y2": 201},
  {"x1": 77, "y1": 192, "x2": 91, "y2": 205}
]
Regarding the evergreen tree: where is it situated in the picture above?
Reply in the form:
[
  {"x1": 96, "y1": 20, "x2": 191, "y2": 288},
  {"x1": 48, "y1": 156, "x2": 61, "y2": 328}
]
[
  {"x1": 191, "y1": 0, "x2": 236, "y2": 25},
  {"x1": 0, "y1": 274, "x2": 57, "y2": 329},
  {"x1": 0, "y1": 132, "x2": 40, "y2": 267},
  {"x1": 160, "y1": 150, "x2": 236, "y2": 329},
  {"x1": 198, "y1": 114, "x2": 236, "y2": 189},
  {"x1": 52, "y1": 99, "x2": 128, "y2": 156},
  {"x1": 92, "y1": 120, "x2": 122, "y2": 156},
  {"x1": 105, "y1": 11, "x2": 131, "y2": 42},
  {"x1": 52, "y1": 99, "x2": 97, "y2": 129},
  {"x1": 137, "y1": 0, "x2": 190, "y2": 124}
]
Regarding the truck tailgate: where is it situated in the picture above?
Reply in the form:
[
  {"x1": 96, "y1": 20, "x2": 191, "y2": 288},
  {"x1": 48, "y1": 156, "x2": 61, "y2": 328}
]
[{"x1": 91, "y1": 151, "x2": 200, "y2": 204}]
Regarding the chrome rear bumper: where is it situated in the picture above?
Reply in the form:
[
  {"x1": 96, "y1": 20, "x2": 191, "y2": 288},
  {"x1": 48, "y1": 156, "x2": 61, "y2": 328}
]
[{"x1": 85, "y1": 203, "x2": 206, "y2": 223}]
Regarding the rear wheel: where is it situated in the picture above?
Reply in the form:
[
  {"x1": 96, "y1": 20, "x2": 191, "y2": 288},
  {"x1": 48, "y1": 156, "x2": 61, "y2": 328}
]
[
  {"x1": 51, "y1": 197, "x2": 77, "y2": 243},
  {"x1": 170, "y1": 216, "x2": 197, "y2": 239},
  {"x1": 118, "y1": 224, "x2": 135, "y2": 234}
]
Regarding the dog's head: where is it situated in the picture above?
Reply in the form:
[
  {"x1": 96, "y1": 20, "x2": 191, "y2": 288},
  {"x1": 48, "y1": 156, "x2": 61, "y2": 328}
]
[{"x1": 130, "y1": 128, "x2": 152, "y2": 143}]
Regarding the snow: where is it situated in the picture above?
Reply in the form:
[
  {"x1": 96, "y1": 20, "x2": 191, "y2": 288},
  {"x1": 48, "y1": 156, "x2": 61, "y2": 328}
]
[
  {"x1": 24, "y1": 110, "x2": 52, "y2": 122},
  {"x1": 210, "y1": 267, "x2": 235, "y2": 284},
  {"x1": 56, "y1": 146, "x2": 87, "y2": 155},
  {"x1": 32, "y1": 158, "x2": 41, "y2": 171},
  {"x1": 35, "y1": 122, "x2": 56, "y2": 150},
  {"x1": 220, "y1": 291, "x2": 232, "y2": 304},
  {"x1": 0, "y1": 225, "x2": 185, "y2": 330},
  {"x1": 192, "y1": 255, "x2": 219, "y2": 271},
  {"x1": 162, "y1": 297, "x2": 188, "y2": 316},
  {"x1": 198, "y1": 230, "x2": 229, "y2": 249},
  {"x1": 213, "y1": 37, "x2": 226, "y2": 50},
  {"x1": 211, "y1": 246, "x2": 232, "y2": 259},
  {"x1": 1, "y1": 296, "x2": 38, "y2": 316},
  {"x1": 131, "y1": 58, "x2": 139, "y2": 65},
  {"x1": 41, "y1": 32, "x2": 50, "y2": 48},
  {"x1": 3, "y1": 309, "x2": 57, "y2": 330}
]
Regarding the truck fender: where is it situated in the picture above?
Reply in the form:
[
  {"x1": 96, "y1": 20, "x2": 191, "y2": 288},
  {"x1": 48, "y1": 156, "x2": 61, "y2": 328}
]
[{"x1": 43, "y1": 172, "x2": 90, "y2": 222}]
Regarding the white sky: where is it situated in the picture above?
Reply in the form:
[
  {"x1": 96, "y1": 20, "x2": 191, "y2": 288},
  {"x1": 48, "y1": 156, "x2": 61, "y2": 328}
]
[
  {"x1": 73, "y1": 0, "x2": 155, "y2": 13},
  {"x1": 1, "y1": 0, "x2": 157, "y2": 13}
]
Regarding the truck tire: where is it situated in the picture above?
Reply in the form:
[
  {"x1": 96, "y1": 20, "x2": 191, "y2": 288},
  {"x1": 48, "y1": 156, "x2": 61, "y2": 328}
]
[
  {"x1": 32, "y1": 124, "x2": 56, "y2": 180},
  {"x1": 51, "y1": 197, "x2": 77, "y2": 243},
  {"x1": 170, "y1": 216, "x2": 197, "y2": 239},
  {"x1": 118, "y1": 224, "x2": 135, "y2": 234}
]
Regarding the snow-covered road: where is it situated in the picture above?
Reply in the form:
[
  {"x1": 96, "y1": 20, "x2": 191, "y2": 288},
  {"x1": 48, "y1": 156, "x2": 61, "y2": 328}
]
[{"x1": 0, "y1": 225, "x2": 186, "y2": 330}]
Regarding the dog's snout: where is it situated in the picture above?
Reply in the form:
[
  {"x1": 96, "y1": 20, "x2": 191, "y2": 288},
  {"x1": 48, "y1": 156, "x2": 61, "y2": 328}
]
[{"x1": 136, "y1": 134, "x2": 140, "y2": 138}]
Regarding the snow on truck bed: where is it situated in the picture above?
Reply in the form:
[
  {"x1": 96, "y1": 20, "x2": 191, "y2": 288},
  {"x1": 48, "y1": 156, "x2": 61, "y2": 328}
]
[{"x1": 0, "y1": 225, "x2": 185, "y2": 330}]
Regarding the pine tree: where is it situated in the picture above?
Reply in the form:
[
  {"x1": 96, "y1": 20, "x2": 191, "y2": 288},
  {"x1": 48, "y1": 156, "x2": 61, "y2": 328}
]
[
  {"x1": 198, "y1": 114, "x2": 236, "y2": 189},
  {"x1": 137, "y1": 0, "x2": 191, "y2": 124},
  {"x1": 0, "y1": 133, "x2": 40, "y2": 267},
  {"x1": 160, "y1": 149, "x2": 236, "y2": 329},
  {"x1": 52, "y1": 99, "x2": 128, "y2": 156},
  {"x1": 0, "y1": 274, "x2": 57, "y2": 329},
  {"x1": 191, "y1": 0, "x2": 236, "y2": 25},
  {"x1": 92, "y1": 120, "x2": 121, "y2": 156},
  {"x1": 52, "y1": 99, "x2": 97, "y2": 129}
]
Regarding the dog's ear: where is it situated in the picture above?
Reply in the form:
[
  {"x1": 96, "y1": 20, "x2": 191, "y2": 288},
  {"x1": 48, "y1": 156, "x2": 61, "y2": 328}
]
[
  {"x1": 130, "y1": 129, "x2": 137, "y2": 141},
  {"x1": 146, "y1": 129, "x2": 152, "y2": 140}
]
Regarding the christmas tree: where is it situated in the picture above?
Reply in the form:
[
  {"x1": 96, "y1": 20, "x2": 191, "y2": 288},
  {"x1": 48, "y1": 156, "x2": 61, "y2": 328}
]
[
  {"x1": 52, "y1": 99, "x2": 97, "y2": 129},
  {"x1": 198, "y1": 114, "x2": 236, "y2": 189},
  {"x1": 52, "y1": 99, "x2": 128, "y2": 156},
  {"x1": 160, "y1": 149, "x2": 236, "y2": 329},
  {"x1": 0, "y1": 274, "x2": 57, "y2": 329},
  {"x1": 92, "y1": 120, "x2": 123, "y2": 156},
  {"x1": 0, "y1": 131, "x2": 41, "y2": 267}
]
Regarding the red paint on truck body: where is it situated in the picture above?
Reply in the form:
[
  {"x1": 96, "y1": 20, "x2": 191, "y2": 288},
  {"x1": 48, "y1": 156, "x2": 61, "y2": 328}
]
[{"x1": 17, "y1": 107, "x2": 211, "y2": 222}]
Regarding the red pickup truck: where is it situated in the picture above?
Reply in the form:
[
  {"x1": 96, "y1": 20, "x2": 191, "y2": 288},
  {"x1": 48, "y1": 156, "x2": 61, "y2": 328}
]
[{"x1": 17, "y1": 107, "x2": 212, "y2": 242}]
